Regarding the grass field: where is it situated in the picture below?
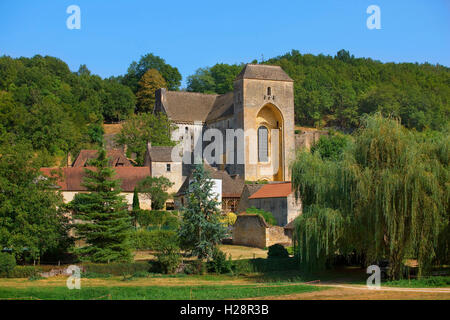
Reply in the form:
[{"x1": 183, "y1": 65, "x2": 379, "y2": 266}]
[{"x1": 0, "y1": 281, "x2": 322, "y2": 300}]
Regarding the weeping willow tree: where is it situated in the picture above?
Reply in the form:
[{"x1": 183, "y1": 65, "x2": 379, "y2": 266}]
[{"x1": 292, "y1": 114, "x2": 449, "y2": 279}]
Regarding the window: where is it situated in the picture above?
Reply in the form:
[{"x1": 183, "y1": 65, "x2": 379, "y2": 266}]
[
  {"x1": 166, "y1": 163, "x2": 171, "y2": 172},
  {"x1": 267, "y1": 87, "x2": 272, "y2": 96},
  {"x1": 258, "y1": 126, "x2": 268, "y2": 162}
]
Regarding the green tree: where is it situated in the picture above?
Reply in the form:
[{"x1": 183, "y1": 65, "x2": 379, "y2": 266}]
[
  {"x1": 122, "y1": 53, "x2": 181, "y2": 92},
  {"x1": 68, "y1": 149, "x2": 133, "y2": 263},
  {"x1": 0, "y1": 135, "x2": 70, "y2": 263},
  {"x1": 138, "y1": 176, "x2": 173, "y2": 210},
  {"x1": 136, "y1": 69, "x2": 167, "y2": 113},
  {"x1": 178, "y1": 164, "x2": 227, "y2": 260},
  {"x1": 115, "y1": 112, "x2": 176, "y2": 165},
  {"x1": 131, "y1": 187, "x2": 140, "y2": 227},
  {"x1": 310, "y1": 132, "x2": 351, "y2": 161},
  {"x1": 291, "y1": 114, "x2": 449, "y2": 279},
  {"x1": 186, "y1": 63, "x2": 243, "y2": 94}
]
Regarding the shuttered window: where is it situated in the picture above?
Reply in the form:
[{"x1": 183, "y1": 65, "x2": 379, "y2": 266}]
[{"x1": 258, "y1": 126, "x2": 268, "y2": 162}]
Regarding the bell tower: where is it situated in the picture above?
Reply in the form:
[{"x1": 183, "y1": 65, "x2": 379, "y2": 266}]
[{"x1": 232, "y1": 64, "x2": 295, "y2": 182}]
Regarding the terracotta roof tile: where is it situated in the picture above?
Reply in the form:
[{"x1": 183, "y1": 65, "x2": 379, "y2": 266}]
[
  {"x1": 72, "y1": 150, "x2": 132, "y2": 167},
  {"x1": 40, "y1": 167, "x2": 150, "y2": 192},
  {"x1": 248, "y1": 182, "x2": 293, "y2": 199}
]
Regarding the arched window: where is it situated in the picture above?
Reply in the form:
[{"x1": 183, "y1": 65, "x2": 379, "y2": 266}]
[
  {"x1": 258, "y1": 126, "x2": 268, "y2": 162},
  {"x1": 267, "y1": 87, "x2": 272, "y2": 96}
]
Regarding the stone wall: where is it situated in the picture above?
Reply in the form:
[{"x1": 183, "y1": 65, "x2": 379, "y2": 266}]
[
  {"x1": 232, "y1": 214, "x2": 293, "y2": 248},
  {"x1": 150, "y1": 161, "x2": 184, "y2": 194},
  {"x1": 286, "y1": 193, "x2": 302, "y2": 224},
  {"x1": 232, "y1": 215, "x2": 267, "y2": 248},
  {"x1": 266, "y1": 226, "x2": 292, "y2": 247},
  {"x1": 295, "y1": 131, "x2": 328, "y2": 150}
]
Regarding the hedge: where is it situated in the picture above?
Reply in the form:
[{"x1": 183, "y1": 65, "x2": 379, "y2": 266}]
[
  {"x1": 135, "y1": 210, "x2": 179, "y2": 229},
  {"x1": 0, "y1": 266, "x2": 43, "y2": 278},
  {"x1": 131, "y1": 229, "x2": 177, "y2": 250}
]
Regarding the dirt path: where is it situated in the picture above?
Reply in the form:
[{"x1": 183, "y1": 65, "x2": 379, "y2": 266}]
[{"x1": 248, "y1": 284, "x2": 450, "y2": 300}]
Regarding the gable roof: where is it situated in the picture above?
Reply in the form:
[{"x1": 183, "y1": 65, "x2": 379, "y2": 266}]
[
  {"x1": 162, "y1": 91, "x2": 219, "y2": 123},
  {"x1": 235, "y1": 64, "x2": 294, "y2": 82},
  {"x1": 248, "y1": 182, "x2": 293, "y2": 199},
  {"x1": 72, "y1": 150, "x2": 132, "y2": 167},
  {"x1": 40, "y1": 167, "x2": 150, "y2": 192},
  {"x1": 149, "y1": 146, "x2": 178, "y2": 162}
]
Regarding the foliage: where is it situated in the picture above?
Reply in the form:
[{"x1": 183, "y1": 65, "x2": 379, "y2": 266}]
[
  {"x1": 122, "y1": 53, "x2": 182, "y2": 92},
  {"x1": 0, "y1": 55, "x2": 135, "y2": 165},
  {"x1": 220, "y1": 212, "x2": 237, "y2": 226},
  {"x1": 138, "y1": 176, "x2": 174, "y2": 210},
  {"x1": 186, "y1": 63, "x2": 243, "y2": 94},
  {"x1": 292, "y1": 114, "x2": 449, "y2": 279},
  {"x1": 0, "y1": 253, "x2": 16, "y2": 276},
  {"x1": 0, "y1": 136, "x2": 71, "y2": 262},
  {"x1": 68, "y1": 149, "x2": 133, "y2": 263},
  {"x1": 310, "y1": 132, "x2": 351, "y2": 160},
  {"x1": 136, "y1": 69, "x2": 167, "y2": 113},
  {"x1": 154, "y1": 236, "x2": 181, "y2": 274},
  {"x1": 206, "y1": 247, "x2": 233, "y2": 274},
  {"x1": 134, "y1": 210, "x2": 179, "y2": 230},
  {"x1": 187, "y1": 50, "x2": 449, "y2": 131},
  {"x1": 178, "y1": 164, "x2": 227, "y2": 260},
  {"x1": 267, "y1": 244, "x2": 290, "y2": 259},
  {"x1": 264, "y1": 49, "x2": 450, "y2": 130},
  {"x1": 130, "y1": 229, "x2": 177, "y2": 250},
  {"x1": 115, "y1": 112, "x2": 176, "y2": 165},
  {"x1": 245, "y1": 207, "x2": 277, "y2": 226},
  {"x1": 0, "y1": 266, "x2": 43, "y2": 278},
  {"x1": 87, "y1": 123, "x2": 104, "y2": 146}
]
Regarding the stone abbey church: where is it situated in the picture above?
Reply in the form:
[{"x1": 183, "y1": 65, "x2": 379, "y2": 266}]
[
  {"x1": 41, "y1": 64, "x2": 304, "y2": 246},
  {"x1": 153, "y1": 64, "x2": 296, "y2": 183}
]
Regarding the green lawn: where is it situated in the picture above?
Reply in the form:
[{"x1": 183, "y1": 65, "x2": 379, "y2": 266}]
[
  {"x1": 0, "y1": 283, "x2": 322, "y2": 300},
  {"x1": 384, "y1": 276, "x2": 450, "y2": 288}
]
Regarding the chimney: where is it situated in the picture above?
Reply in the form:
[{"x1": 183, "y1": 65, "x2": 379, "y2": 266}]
[
  {"x1": 144, "y1": 142, "x2": 152, "y2": 167},
  {"x1": 67, "y1": 152, "x2": 72, "y2": 167}
]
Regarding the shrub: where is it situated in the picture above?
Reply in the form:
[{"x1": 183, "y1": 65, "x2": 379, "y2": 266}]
[
  {"x1": 207, "y1": 247, "x2": 233, "y2": 274},
  {"x1": 155, "y1": 238, "x2": 181, "y2": 274},
  {"x1": 4, "y1": 266, "x2": 42, "y2": 278},
  {"x1": 184, "y1": 259, "x2": 206, "y2": 275},
  {"x1": 130, "y1": 229, "x2": 176, "y2": 250},
  {"x1": 0, "y1": 252, "x2": 16, "y2": 276},
  {"x1": 135, "y1": 210, "x2": 180, "y2": 229},
  {"x1": 286, "y1": 246, "x2": 294, "y2": 256},
  {"x1": 220, "y1": 212, "x2": 237, "y2": 226},
  {"x1": 268, "y1": 244, "x2": 289, "y2": 258},
  {"x1": 246, "y1": 207, "x2": 277, "y2": 226}
]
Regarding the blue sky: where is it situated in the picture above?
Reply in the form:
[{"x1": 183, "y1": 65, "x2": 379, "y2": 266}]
[{"x1": 1, "y1": 0, "x2": 449, "y2": 87}]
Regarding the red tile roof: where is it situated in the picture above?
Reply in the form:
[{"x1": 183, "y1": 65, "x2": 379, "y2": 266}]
[
  {"x1": 40, "y1": 167, "x2": 150, "y2": 192},
  {"x1": 248, "y1": 182, "x2": 293, "y2": 199},
  {"x1": 72, "y1": 150, "x2": 132, "y2": 167}
]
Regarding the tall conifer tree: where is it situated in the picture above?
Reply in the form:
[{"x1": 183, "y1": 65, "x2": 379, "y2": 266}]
[
  {"x1": 178, "y1": 164, "x2": 226, "y2": 260},
  {"x1": 69, "y1": 149, "x2": 133, "y2": 262}
]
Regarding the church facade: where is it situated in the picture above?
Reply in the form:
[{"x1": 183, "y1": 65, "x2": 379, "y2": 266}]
[{"x1": 153, "y1": 64, "x2": 296, "y2": 183}]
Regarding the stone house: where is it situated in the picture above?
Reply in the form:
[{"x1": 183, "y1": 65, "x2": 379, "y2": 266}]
[
  {"x1": 238, "y1": 181, "x2": 301, "y2": 226},
  {"x1": 40, "y1": 150, "x2": 152, "y2": 209}
]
